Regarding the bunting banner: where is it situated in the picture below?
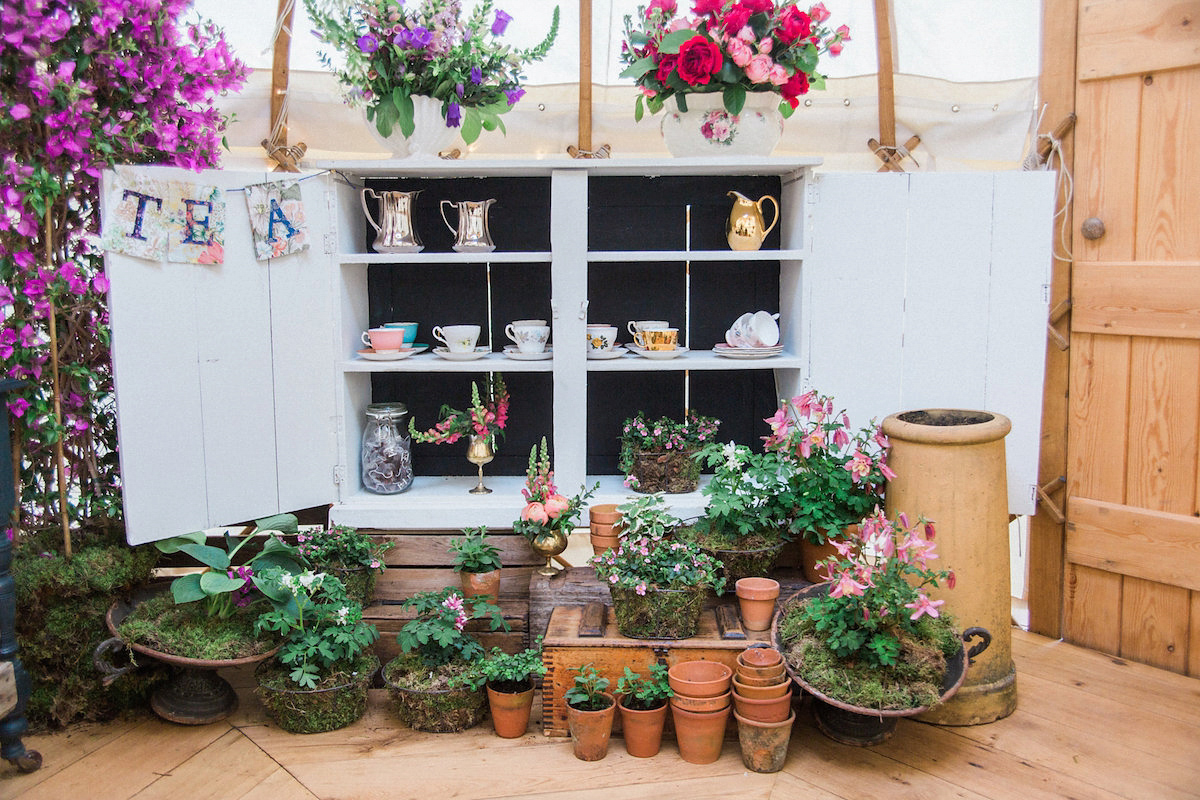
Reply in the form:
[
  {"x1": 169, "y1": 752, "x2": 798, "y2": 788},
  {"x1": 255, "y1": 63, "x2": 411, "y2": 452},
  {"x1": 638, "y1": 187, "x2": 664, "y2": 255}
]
[
  {"x1": 166, "y1": 183, "x2": 225, "y2": 264},
  {"x1": 244, "y1": 179, "x2": 309, "y2": 261},
  {"x1": 101, "y1": 175, "x2": 170, "y2": 260}
]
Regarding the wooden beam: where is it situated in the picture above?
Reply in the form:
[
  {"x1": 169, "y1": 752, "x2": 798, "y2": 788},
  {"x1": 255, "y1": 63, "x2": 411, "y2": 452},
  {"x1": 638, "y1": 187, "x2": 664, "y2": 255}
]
[
  {"x1": 1066, "y1": 496, "x2": 1200, "y2": 592},
  {"x1": 264, "y1": 0, "x2": 304, "y2": 172},
  {"x1": 578, "y1": 0, "x2": 592, "y2": 153},
  {"x1": 869, "y1": 0, "x2": 919, "y2": 171},
  {"x1": 1028, "y1": 0, "x2": 1078, "y2": 639},
  {"x1": 1078, "y1": 0, "x2": 1200, "y2": 82},
  {"x1": 1071, "y1": 261, "x2": 1200, "y2": 337}
]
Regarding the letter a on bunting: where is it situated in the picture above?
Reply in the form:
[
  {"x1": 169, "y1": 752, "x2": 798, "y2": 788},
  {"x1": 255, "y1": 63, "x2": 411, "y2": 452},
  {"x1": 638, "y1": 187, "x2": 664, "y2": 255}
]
[{"x1": 244, "y1": 179, "x2": 309, "y2": 261}]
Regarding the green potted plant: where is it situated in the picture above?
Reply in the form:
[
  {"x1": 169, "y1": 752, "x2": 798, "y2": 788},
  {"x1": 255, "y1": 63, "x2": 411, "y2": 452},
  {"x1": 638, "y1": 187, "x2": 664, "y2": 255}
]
[
  {"x1": 564, "y1": 663, "x2": 615, "y2": 761},
  {"x1": 381, "y1": 587, "x2": 509, "y2": 733},
  {"x1": 304, "y1": 0, "x2": 560, "y2": 154},
  {"x1": 450, "y1": 525, "x2": 503, "y2": 605},
  {"x1": 590, "y1": 495, "x2": 725, "y2": 639},
  {"x1": 478, "y1": 640, "x2": 547, "y2": 738},
  {"x1": 773, "y1": 509, "x2": 983, "y2": 746},
  {"x1": 252, "y1": 567, "x2": 380, "y2": 734},
  {"x1": 762, "y1": 390, "x2": 893, "y2": 581},
  {"x1": 513, "y1": 437, "x2": 597, "y2": 575},
  {"x1": 615, "y1": 664, "x2": 673, "y2": 758},
  {"x1": 687, "y1": 443, "x2": 798, "y2": 582},
  {"x1": 618, "y1": 411, "x2": 720, "y2": 493},
  {"x1": 296, "y1": 524, "x2": 391, "y2": 606}
]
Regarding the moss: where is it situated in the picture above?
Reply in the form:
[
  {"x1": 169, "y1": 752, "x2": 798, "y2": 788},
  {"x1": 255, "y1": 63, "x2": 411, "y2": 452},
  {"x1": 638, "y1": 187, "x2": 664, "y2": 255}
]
[
  {"x1": 12, "y1": 528, "x2": 165, "y2": 731},
  {"x1": 255, "y1": 653, "x2": 379, "y2": 734},
  {"x1": 610, "y1": 585, "x2": 705, "y2": 639},
  {"x1": 117, "y1": 592, "x2": 278, "y2": 661},
  {"x1": 383, "y1": 654, "x2": 487, "y2": 733}
]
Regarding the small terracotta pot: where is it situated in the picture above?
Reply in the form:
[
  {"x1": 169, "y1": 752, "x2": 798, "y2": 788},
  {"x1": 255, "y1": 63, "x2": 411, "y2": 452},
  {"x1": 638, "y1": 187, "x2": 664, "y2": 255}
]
[
  {"x1": 567, "y1": 692, "x2": 616, "y2": 761},
  {"x1": 487, "y1": 683, "x2": 534, "y2": 739},
  {"x1": 735, "y1": 709, "x2": 796, "y2": 773},
  {"x1": 738, "y1": 646, "x2": 783, "y2": 669},
  {"x1": 732, "y1": 675, "x2": 790, "y2": 700},
  {"x1": 589, "y1": 503, "x2": 623, "y2": 526},
  {"x1": 669, "y1": 689, "x2": 731, "y2": 713},
  {"x1": 671, "y1": 704, "x2": 730, "y2": 765},
  {"x1": 735, "y1": 670, "x2": 787, "y2": 687},
  {"x1": 590, "y1": 532, "x2": 620, "y2": 556},
  {"x1": 667, "y1": 660, "x2": 732, "y2": 698},
  {"x1": 617, "y1": 697, "x2": 668, "y2": 758},
  {"x1": 460, "y1": 569, "x2": 501, "y2": 605},
  {"x1": 733, "y1": 686, "x2": 793, "y2": 723},
  {"x1": 735, "y1": 577, "x2": 780, "y2": 631}
]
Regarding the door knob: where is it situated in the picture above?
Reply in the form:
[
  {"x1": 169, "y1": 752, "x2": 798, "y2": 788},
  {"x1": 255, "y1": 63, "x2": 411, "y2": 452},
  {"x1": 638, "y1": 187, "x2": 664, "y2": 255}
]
[{"x1": 1081, "y1": 217, "x2": 1105, "y2": 240}]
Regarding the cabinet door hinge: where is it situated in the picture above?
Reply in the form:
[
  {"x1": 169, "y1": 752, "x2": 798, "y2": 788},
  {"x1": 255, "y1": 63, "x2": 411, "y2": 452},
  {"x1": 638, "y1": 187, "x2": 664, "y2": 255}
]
[
  {"x1": 333, "y1": 465, "x2": 346, "y2": 485},
  {"x1": 323, "y1": 232, "x2": 337, "y2": 254}
]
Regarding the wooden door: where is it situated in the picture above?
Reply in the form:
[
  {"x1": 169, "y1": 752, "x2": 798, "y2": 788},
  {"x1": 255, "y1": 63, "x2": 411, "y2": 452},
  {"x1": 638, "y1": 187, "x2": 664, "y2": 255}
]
[{"x1": 1064, "y1": 0, "x2": 1200, "y2": 675}]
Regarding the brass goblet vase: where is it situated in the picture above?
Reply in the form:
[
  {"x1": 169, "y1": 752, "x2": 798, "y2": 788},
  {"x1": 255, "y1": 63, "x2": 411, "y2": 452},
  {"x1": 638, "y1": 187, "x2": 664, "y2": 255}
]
[{"x1": 466, "y1": 434, "x2": 494, "y2": 494}]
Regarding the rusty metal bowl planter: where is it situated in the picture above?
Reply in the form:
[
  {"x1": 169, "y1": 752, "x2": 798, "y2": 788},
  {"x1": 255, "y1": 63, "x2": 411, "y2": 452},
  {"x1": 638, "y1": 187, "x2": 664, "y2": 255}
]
[{"x1": 772, "y1": 584, "x2": 991, "y2": 746}]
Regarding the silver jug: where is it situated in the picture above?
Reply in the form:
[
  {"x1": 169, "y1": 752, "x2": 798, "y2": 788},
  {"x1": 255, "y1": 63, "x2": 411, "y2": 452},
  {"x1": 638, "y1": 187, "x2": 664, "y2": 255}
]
[
  {"x1": 360, "y1": 189, "x2": 423, "y2": 253},
  {"x1": 440, "y1": 198, "x2": 496, "y2": 253}
]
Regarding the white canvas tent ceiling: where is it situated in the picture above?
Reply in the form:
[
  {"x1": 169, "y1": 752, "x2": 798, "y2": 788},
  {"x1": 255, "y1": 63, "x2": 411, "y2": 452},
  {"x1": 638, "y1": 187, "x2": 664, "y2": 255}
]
[{"x1": 194, "y1": 0, "x2": 1043, "y2": 170}]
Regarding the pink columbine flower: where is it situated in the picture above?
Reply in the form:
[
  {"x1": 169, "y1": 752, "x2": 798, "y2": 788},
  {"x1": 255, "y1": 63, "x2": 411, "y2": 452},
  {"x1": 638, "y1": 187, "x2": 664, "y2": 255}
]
[
  {"x1": 844, "y1": 450, "x2": 872, "y2": 484},
  {"x1": 905, "y1": 593, "x2": 945, "y2": 621},
  {"x1": 830, "y1": 570, "x2": 867, "y2": 598}
]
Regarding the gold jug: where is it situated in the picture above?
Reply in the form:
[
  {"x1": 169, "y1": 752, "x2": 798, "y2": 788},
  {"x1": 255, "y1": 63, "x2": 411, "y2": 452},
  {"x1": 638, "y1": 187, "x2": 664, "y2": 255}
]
[
  {"x1": 360, "y1": 189, "x2": 423, "y2": 253},
  {"x1": 726, "y1": 190, "x2": 779, "y2": 251}
]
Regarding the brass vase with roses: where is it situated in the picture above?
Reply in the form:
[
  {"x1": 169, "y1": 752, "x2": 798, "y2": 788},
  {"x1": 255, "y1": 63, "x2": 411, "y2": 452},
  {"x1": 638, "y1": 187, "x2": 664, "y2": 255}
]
[{"x1": 513, "y1": 437, "x2": 597, "y2": 576}]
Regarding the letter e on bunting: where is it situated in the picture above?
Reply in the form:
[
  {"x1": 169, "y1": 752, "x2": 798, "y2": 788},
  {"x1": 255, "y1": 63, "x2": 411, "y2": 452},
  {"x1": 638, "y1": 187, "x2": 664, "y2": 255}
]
[
  {"x1": 167, "y1": 184, "x2": 225, "y2": 264},
  {"x1": 244, "y1": 179, "x2": 308, "y2": 261},
  {"x1": 100, "y1": 174, "x2": 168, "y2": 260}
]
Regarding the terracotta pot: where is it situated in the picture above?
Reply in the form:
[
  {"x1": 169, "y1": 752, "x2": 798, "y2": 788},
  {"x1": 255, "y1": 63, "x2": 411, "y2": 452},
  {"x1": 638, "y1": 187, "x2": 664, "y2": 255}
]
[
  {"x1": 590, "y1": 532, "x2": 620, "y2": 556},
  {"x1": 800, "y1": 525, "x2": 861, "y2": 583},
  {"x1": 738, "y1": 646, "x2": 783, "y2": 669},
  {"x1": 733, "y1": 686, "x2": 793, "y2": 723},
  {"x1": 667, "y1": 660, "x2": 732, "y2": 698},
  {"x1": 735, "y1": 710, "x2": 796, "y2": 773},
  {"x1": 735, "y1": 577, "x2": 780, "y2": 631},
  {"x1": 487, "y1": 683, "x2": 534, "y2": 739},
  {"x1": 732, "y1": 675, "x2": 790, "y2": 700},
  {"x1": 736, "y1": 661, "x2": 786, "y2": 681},
  {"x1": 589, "y1": 503, "x2": 623, "y2": 527},
  {"x1": 735, "y1": 670, "x2": 788, "y2": 687},
  {"x1": 566, "y1": 692, "x2": 616, "y2": 761},
  {"x1": 671, "y1": 704, "x2": 730, "y2": 764},
  {"x1": 617, "y1": 696, "x2": 668, "y2": 758},
  {"x1": 668, "y1": 689, "x2": 731, "y2": 713},
  {"x1": 460, "y1": 569, "x2": 501, "y2": 605}
]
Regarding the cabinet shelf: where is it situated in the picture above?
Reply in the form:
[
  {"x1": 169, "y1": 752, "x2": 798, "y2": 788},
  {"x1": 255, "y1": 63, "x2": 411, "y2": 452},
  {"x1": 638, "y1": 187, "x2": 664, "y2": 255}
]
[
  {"x1": 339, "y1": 349, "x2": 801, "y2": 374},
  {"x1": 588, "y1": 248, "x2": 806, "y2": 263},
  {"x1": 340, "y1": 251, "x2": 551, "y2": 265},
  {"x1": 341, "y1": 353, "x2": 554, "y2": 373}
]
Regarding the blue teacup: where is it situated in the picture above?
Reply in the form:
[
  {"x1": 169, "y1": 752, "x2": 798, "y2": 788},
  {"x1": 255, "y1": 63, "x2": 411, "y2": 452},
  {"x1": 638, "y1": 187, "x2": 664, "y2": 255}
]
[{"x1": 383, "y1": 321, "x2": 418, "y2": 345}]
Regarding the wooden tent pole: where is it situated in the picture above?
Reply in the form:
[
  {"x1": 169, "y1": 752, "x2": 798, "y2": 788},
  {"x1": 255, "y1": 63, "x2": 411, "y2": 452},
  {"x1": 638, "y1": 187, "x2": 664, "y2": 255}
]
[
  {"x1": 262, "y1": 0, "x2": 306, "y2": 172},
  {"x1": 868, "y1": 0, "x2": 919, "y2": 171},
  {"x1": 42, "y1": 209, "x2": 70, "y2": 558},
  {"x1": 578, "y1": 0, "x2": 593, "y2": 152}
]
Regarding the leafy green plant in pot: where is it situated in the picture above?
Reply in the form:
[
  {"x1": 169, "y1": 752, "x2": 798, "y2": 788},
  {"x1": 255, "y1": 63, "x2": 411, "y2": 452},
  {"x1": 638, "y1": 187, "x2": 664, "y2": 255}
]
[
  {"x1": 773, "y1": 508, "x2": 981, "y2": 746},
  {"x1": 616, "y1": 664, "x2": 673, "y2": 758},
  {"x1": 295, "y1": 524, "x2": 391, "y2": 607},
  {"x1": 252, "y1": 567, "x2": 380, "y2": 734},
  {"x1": 687, "y1": 443, "x2": 798, "y2": 583},
  {"x1": 450, "y1": 525, "x2": 503, "y2": 605},
  {"x1": 618, "y1": 410, "x2": 720, "y2": 493},
  {"x1": 564, "y1": 663, "x2": 615, "y2": 761},
  {"x1": 478, "y1": 639, "x2": 547, "y2": 738},
  {"x1": 590, "y1": 495, "x2": 725, "y2": 639},
  {"x1": 762, "y1": 390, "x2": 894, "y2": 581},
  {"x1": 382, "y1": 586, "x2": 510, "y2": 733}
]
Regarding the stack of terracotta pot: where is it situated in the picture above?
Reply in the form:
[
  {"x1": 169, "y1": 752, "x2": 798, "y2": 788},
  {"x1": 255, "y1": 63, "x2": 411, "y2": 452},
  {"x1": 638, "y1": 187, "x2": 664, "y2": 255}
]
[
  {"x1": 666, "y1": 660, "x2": 733, "y2": 764},
  {"x1": 732, "y1": 646, "x2": 796, "y2": 773},
  {"x1": 588, "y1": 503, "x2": 623, "y2": 555}
]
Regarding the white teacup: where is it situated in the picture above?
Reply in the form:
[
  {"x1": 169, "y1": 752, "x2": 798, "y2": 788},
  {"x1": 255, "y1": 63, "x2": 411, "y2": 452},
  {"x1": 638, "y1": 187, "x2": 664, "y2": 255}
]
[
  {"x1": 628, "y1": 319, "x2": 670, "y2": 337},
  {"x1": 432, "y1": 324, "x2": 481, "y2": 353},
  {"x1": 586, "y1": 325, "x2": 618, "y2": 352},
  {"x1": 506, "y1": 322, "x2": 550, "y2": 354}
]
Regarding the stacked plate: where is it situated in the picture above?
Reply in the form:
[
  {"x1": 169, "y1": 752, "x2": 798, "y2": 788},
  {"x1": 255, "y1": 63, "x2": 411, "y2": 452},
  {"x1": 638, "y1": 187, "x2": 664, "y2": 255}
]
[{"x1": 713, "y1": 343, "x2": 783, "y2": 359}]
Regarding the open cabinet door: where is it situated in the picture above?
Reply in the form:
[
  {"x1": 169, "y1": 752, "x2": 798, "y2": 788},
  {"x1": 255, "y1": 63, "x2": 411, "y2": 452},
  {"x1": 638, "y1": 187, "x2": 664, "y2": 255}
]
[
  {"x1": 103, "y1": 167, "x2": 337, "y2": 544},
  {"x1": 798, "y1": 170, "x2": 1056, "y2": 516}
]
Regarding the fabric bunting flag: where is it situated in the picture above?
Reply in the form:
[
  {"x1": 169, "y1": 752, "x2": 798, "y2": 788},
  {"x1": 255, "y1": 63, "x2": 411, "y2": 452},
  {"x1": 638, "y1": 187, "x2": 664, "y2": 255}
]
[
  {"x1": 166, "y1": 183, "x2": 225, "y2": 264},
  {"x1": 100, "y1": 174, "x2": 170, "y2": 260},
  {"x1": 244, "y1": 179, "x2": 309, "y2": 261}
]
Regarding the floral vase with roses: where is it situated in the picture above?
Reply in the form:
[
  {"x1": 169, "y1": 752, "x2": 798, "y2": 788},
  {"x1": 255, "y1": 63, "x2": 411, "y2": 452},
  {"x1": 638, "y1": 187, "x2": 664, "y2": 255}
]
[{"x1": 513, "y1": 437, "x2": 596, "y2": 574}]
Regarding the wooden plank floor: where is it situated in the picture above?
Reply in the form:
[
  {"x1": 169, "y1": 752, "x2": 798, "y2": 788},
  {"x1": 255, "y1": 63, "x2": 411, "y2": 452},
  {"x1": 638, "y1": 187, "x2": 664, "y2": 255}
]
[{"x1": 3, "y1": 630, "x2": 1199, "y2": 800}]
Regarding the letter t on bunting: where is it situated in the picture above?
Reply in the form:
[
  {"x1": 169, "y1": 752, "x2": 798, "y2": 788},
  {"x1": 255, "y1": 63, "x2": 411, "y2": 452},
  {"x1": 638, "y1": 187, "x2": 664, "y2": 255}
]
[
  {"x1": 99, "y1": 174, "x2": 168, "y2": 260},
  {"x1": 244, "y1": 179, "x2": 309, "y2": 261}
]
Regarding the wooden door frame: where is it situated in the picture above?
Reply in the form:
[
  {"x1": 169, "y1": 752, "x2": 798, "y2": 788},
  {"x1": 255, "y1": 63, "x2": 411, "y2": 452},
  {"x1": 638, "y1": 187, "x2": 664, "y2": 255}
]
[{"x1": 1027, "y1": 0, "x2": 1078, "y2": 637}]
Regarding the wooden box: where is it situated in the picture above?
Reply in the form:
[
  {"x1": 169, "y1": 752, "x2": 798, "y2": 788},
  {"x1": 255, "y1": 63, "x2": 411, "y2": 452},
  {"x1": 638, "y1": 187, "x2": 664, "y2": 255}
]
[{"x1": 540, "y1": 604, "x2": 772, "y2": 737}]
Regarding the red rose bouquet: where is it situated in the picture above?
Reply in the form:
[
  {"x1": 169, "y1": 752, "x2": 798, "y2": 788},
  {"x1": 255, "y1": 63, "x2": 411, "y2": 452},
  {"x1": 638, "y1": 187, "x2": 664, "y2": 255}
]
[{"x1": 620, "y1": 0, "x2": 850, "y2": 120}]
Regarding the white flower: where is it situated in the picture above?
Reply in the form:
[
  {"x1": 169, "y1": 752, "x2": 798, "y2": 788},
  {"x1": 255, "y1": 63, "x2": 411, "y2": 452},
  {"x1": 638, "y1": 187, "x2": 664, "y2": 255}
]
[
  {"x1": 721, "y1": 440, "x2": 743, "y2": 471},
  {"x1": 335, "y1": 606, "x2": 350, "y2": 625}
]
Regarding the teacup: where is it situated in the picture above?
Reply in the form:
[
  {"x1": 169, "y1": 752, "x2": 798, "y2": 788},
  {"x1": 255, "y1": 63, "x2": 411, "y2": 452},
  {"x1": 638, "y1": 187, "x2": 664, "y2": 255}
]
[
  {"x1": 361, "y1": 327, "x2": 408, "y2": 352},
  {"x1": 382, "y1": 321, "x2": 418, "y2": 345},
  {"x1": 432, "y1": 324, "x2": 481, "y2": 353},
  {"x1": 628, "y1": 319, "x2": 670, "y2": 337},
  {"x1": 634, "y1": 327, "x2": 678, "y2": 351},
  {"x1": 506, "y1": 322, "x2": 550, "y2": 354},
  {"x1": 586, "y1": 325, "x2": 618, "y2": 352}
]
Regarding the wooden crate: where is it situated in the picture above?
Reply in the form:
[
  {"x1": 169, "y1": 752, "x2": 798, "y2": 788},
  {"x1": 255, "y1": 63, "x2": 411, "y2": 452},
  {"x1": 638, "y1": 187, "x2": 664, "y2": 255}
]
[{"x1": 541, "y1": 605, "x2": 773, "y2": 737}]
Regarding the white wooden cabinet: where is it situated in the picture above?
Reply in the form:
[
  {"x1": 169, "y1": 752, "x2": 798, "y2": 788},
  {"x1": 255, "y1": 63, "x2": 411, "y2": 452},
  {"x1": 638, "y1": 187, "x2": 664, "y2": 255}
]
[{"x1": 104, "y1": 160, "x2": 1054, "y2": 545}]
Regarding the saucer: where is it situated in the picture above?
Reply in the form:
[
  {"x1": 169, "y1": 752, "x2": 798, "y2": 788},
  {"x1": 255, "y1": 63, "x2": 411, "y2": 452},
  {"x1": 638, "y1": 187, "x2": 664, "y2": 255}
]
[
  {"x1": 713, "y1": 343, "x2": 782, "y2": 359},
  {"x1": 587, "y1": 346, "x2": 627, "y2": 360},
  {"x1": 433, "y1": 346, "x2": 491, "y2": 361},
  {"x1": 635, "y1": 346, "x2": 689, "y2": 360},
  {"x1": 504, "y1": 345, "x2": 552, "y2": 361},
  {"x1": 356, "y1": 345, "x2": 427, "y2": 361}
]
